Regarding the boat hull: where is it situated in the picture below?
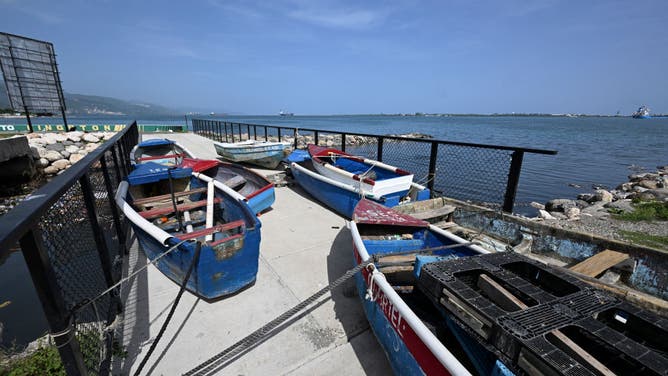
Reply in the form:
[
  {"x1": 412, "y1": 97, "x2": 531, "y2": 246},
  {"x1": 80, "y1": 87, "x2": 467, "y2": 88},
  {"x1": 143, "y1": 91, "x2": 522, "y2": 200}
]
[
  {"x1": 350, "y1": 200, "x2": 491, "y2": 375},
  {"x1": 213, "y1": 141, "x2": 291, "y2": 169},
  {"x1": 184, "y1": 158, "x2": 275, "y2": 215},
  {"x1": 290, "y1": 161, "x2": 430, "y2": 218},
  {"x1": 130, "y1": 139, "x2": 194, "y2": 166},
  {"x1": 117, "y1": 173, "x2": 262, "y2": 300}
]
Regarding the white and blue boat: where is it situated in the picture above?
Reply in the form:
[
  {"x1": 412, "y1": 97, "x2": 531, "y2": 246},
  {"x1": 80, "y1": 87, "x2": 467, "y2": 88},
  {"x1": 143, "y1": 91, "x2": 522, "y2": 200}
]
[
  {"x1": 632, "y1": 106, "x2": 651, "y2": 119},
  {"x1": 213, "y1": 139, "x2": 292, "y2": 169},
  {"x1": 182, "y1": 158, "x2": 275, "y2": 215},
  {"x1": 350, "y1": 199, "x2": 512, "y2": 376},
  {"x1": 289, "y1": 146, "x2": 430, "y2": 218},
  {"x1": 130, "y1": 138, "x2": 195, "y2": 166},
  {"x1": 115, "y1": 162, "x2": 261, "y2": 300}
]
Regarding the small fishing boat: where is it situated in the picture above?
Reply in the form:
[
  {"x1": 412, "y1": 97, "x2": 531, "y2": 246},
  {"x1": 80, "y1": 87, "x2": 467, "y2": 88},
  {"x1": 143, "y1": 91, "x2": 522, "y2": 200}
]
[
  {"x1": 289, "y1": 151, "x2": 430, "y2": 218},
  {"x1": 181, "y1": 158, "x2": 275, "y2": 215},
  {"x1": 308, "y1": 144, "x2": 415, "y2": 198},
  {"x1": 115, "y1": 161, "x2": 261, "y2": 300},
  {"x1": 213, "y1": 140, "x2": 292, "y2": 169},
  {"x1": 130, "y1": 138, "x2": 195, "y2": 166},
  {"x1": 350, "y1": 199, "x2": 493, "y2": 375},
  {"x1": 632, "y1": 105, "x2": 651, "y2": 119}
]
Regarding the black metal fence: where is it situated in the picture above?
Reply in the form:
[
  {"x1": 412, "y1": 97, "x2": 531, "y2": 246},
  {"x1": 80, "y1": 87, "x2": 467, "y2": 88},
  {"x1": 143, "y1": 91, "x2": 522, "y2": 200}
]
[
  {"x1": 0, "y1": 122, "x2": 138, "y2": 375},
  {"x1": 192, "y1": 119, "x2": 557, "y2": 212}
]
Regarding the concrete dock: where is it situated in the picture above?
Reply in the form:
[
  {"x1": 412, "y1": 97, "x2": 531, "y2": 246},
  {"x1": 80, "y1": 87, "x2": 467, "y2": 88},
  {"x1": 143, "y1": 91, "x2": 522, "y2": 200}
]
[{"x1": 114, "y1": 133, "x2": 392, "y2": 375}]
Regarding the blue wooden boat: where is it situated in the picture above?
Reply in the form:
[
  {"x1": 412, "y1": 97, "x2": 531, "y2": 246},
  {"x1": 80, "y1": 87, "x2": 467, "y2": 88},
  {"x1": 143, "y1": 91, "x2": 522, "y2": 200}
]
[
  {"x1": 350, "y1": 199, "x2": 512, "y2": 376},
  {"x1": 130, "y1": 138, "x2": 195, "y2": 166},
  {"x1": 289, "y1": 157, "x2": 430, "y2": 219},
  {"x1": 182, "y1": 158, "x2": 275, "y2": 215},
  {"x1": 115, "y1": 162, "x2": 261, "y2": 300},
  {"x1": 213, "y1": 140, "x2": 292, "y2": 169}
]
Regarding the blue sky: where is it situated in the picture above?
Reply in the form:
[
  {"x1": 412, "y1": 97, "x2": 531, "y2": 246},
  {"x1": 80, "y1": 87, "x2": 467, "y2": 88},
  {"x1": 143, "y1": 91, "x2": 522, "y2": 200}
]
[{"x1": 2, "y1": 0, "x2": 667, "y2": 115}]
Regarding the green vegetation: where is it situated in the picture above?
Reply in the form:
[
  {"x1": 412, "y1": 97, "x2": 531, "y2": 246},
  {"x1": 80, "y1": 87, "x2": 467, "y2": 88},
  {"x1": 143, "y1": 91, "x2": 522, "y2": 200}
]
[
  {"x1": 0, "y1": 343, "x2": 65, "y2": 376},
  {"x1": 614, "y1": 201, "x2": 668, "y2": 221},
  {"x1": 619, "y1": 230, "x2": 668, "y2": 250}
]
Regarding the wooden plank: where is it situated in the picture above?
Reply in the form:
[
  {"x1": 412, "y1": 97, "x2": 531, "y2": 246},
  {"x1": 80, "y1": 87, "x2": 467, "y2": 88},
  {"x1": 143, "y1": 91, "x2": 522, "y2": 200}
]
[
  {"x1": 569, "y1": 249, "x2": 630, "y2": 277},
  {"x1": 132, "y1": 187, "x2": 208, "y2": 206},
  {"x1": 139, "y1": 198, "x2": 221, "y2": 219},
  {"x1": 476, "y1": 273, "x2": 615, "y2": 376},
  {"x1": 410, "y1": 205, "x2": 455, "y2": 221}
]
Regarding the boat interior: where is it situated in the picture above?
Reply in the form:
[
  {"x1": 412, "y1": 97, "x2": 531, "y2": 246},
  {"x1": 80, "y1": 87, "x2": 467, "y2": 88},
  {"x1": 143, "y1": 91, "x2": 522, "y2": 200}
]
[
  {"x1": 135, "y1": 144, "x2": 185, "y2": 166},
  {"x1": 128, "y1": 175, "x2": 246, "y2": 246},
  {"x1": 318, "y1": 153, "x2": 400, "y2": 182}
]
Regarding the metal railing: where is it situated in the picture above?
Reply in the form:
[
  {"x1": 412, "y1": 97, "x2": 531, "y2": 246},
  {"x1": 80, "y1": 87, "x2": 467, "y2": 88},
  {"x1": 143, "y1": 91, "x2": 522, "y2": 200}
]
[
  {"x1": 192, "y1": 119, "x2": 557, "y2": 212},
  {"x1": 0, "y1": 121, "x2": 138, "y2": 375}
]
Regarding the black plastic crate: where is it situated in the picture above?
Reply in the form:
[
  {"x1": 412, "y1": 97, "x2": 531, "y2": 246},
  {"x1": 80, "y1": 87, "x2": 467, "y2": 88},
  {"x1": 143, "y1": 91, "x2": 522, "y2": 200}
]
[{"x1": 417, "y1": 252, "x2": 668, "y2": 375}]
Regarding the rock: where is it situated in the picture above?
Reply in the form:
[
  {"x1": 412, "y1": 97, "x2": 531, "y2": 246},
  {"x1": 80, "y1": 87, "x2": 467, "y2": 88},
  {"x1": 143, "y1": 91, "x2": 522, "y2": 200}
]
[
  {"x1": 67, "y1": 132, "x2": 84, "y2": 142},
  {"x1": 530, "y1": 202, "x2": 545, "y2": 210},
  {"x1": 82, "y1": 134, "x2": 100, "y2": 143},
  {"x1": 604, "y1": 199, "x2": 634, "y2": 213},
  {"x1": 565, "y1": 207, "x2": 580, "y2": 220},
  {"x1": 51, "y1": 159, "x2": 69, "y2": 170},
  {"x1": 65, "y1": 145, "x2": 80, "y2": 154},
  {"x1": 45, "y1": 143, "x2": 65, "y2": 152},
  {"x1": 628, "y1": 172, "x2": 656, "y2": 182},
  {"x1": 53, "y1": 134, "x2": 68, "y2": 142},
  {"x1": 550, "y1": 212, "x2": 568, "y2": 220},
  {"x1": 85, "y1": 143, "x2": 99, "y2": 152},
  {"x1": 616, "y1": 182, "x2": 634, "y2": 192},
  {"x1": 575, "y1": 199, "x2": 590, "y2": 209},
  {"x1": 326, "y1": 140, "x2": 334, "y2": 147},
  {"x1": 62, "y1": 140, "x2": 73, "y2": 146},
  {"x1": 102, "y1": 132, "x2": 115, "y2": 140},
  {"x1": 545, "y1": 199, "x2": 577, "y2": 212},
  {"x1": 60, "y1": 151, "x2": 70, "y2": 159},
  {"x1": 37, "y1": 158, "x2": 49, "y2": 167},
  {"x1": 593, "y1": 189, "x2": 613, "y2": 203},
  {"x1": 43, "y1": 165, "x2": 59, "y2": 175},
  {"x1": 632, "y1": 185, "x2": 648, "y2": 193},
  {"x1": 538, "y1": 209, "x2": 556, "y2": 220},
  {"x1": 43, "y1": 150, "x2": 63, "y2": 162},
  {"x1": 647, "y1": 188, "x2": 668, "y2": 201},
  {"x1": 42, "y1": 134, "x2": 58, "y2": 145},
  {"x1": 581, "y1": 202, "x2": 610, "y2": 219},
  {"x1": 29, "y1": 137, "x2": 47, "y2": 146},
  {"x1": 69, "y1": 153, "x2": 85, "y2": 164},
  {"x1": 599, "y1": 270, "x2": 621, "y2": 284},
  {"x1": 30, "y1": 146, "x2": 40, "y2": 159},
  {"x1": 638, "y1": 179, "x2": 659, "y2": 190},
  {"x1": 577, "y1": 193, "x2": 595, "y2": 202}
]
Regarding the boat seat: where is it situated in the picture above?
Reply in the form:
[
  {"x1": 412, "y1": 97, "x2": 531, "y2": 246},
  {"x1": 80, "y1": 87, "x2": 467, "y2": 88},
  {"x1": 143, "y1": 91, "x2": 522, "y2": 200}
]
[
  {"x1": 137, "y1": 153, "x2": 184, "y2": 162},
  {"x1": 132, "y1": 187, "x2": 209, "y2": 206},
  {"x1": 176, "y1": 220, "x2": 245, "y2": 241},
  {"x1": 139, "y1": 198, "x2": 222, "y2": 219}
]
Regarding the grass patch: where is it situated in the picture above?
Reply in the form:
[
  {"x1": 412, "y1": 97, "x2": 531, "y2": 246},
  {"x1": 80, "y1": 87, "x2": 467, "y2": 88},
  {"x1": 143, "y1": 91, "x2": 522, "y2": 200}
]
[
  {"x1": 614, "y1": 201, "x2": 668, "y2": 221},
  {"x1": 619, "y1": 230, "x2": 668, "y2": 250},
  {"x1": 0, "y1": 343, "x2": 65, "y2": 376}
]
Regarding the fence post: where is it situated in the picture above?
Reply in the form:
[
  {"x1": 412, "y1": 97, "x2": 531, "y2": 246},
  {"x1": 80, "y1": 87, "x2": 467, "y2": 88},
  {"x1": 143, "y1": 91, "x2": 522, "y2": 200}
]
[
  {"x1": 377, "y1": 137, "x2": 384, "y2": 162},
  {"x1": 247, "y1": 124, "x2": 251, "y2": 141},
  {"x1": 100, "y1": 157, "x2": 126, "y2": 256},
  {"x1": 253, "y1": 125, "x2": 258, "y2": 140},
  {"x1": 314, "y1": 131, "x2": 319, "y2": 145},
  {"x1": 503, "y1": 150, "x2": 524, "y2": 213},
  {"x1": 427, "y1": 142, "x2": 438, "y2": 198},
  {"x1": 341, "y1": 133, "x2": 346, "y2": 152},
  {"x1": 293, "y1": 128, "x2": 298, "y2": 149},
  {"x1": 264, "y1": 126, "x2": 268, "y2": 141},
  {"x1": 278, "y1": 128, "x2": 282, "y2": 142},
  {"x1": 20, "y1": 229, "x2": 88, "y2": 375},
  {"x1": 237, "y1": 123, "x2": 242, "y2": 141}
]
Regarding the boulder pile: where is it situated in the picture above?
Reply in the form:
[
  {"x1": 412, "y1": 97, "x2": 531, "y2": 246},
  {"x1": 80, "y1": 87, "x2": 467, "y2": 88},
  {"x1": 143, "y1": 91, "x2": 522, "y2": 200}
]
[
  {"x1": 25, "y1": 131, "x2": 115, "y2": 176},
  {"x1": 533, "y1": 165, "x2": 668, "y2": 221}
]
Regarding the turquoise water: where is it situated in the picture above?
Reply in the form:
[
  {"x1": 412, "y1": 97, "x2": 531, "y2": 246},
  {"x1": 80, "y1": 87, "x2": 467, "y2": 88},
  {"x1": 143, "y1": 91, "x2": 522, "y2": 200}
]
[{"x1": 0, "y1": 114, "x2": 667, "y2": 347}]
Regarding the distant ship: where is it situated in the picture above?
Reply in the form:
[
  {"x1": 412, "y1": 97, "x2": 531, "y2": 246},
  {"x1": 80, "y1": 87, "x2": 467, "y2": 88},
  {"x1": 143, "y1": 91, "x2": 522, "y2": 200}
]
[
  {"x1": 632, "y1": 105, "x2": 651, "y2": 119},
  {"x1": 279, "y1": 110, "x2": 294, "y2": 116}
]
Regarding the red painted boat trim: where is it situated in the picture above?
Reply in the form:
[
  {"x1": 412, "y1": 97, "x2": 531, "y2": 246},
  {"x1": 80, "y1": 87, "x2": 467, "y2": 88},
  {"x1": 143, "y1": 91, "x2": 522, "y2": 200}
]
[
  {"x1": 354, "y1": 247, "x2": 450, "y2": 376},
  {"x1": 137, "y1": 153, "x2": 184, "y2": 162},
  {"x1": 353, "y1": 199, "x2": 429, "y2": 227},
  {"x1": 395, "y1": 168, "x2": 411, "y2": 176},
  {"x1": 351, "y1": 174, "x2": 376, "y2": 186},
  {"x1": 176, "y1": 220, "x2": 245, "y2": 241},
  {"x1": 245, "y1": 183, "x2": 273, "y2": 199},
  {"x1": 181, "y1": 158, "x2": 219, "y2": 172},
  {"x1": 209, "y1": 233, "x2": 243, "y2": 246}
]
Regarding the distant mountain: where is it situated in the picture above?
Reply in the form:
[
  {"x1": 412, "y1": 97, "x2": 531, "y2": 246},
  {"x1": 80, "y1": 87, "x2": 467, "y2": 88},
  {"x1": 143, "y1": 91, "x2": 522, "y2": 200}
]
[{"x1": 0, "y1": 85, "x2": 179, "y2": 116}]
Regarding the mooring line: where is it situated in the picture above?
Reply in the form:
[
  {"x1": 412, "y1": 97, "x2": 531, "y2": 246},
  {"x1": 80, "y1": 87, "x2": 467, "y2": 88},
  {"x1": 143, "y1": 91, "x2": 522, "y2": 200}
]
[{"x1": 135, "y1": 241, "x2": 202, "y2": 376}]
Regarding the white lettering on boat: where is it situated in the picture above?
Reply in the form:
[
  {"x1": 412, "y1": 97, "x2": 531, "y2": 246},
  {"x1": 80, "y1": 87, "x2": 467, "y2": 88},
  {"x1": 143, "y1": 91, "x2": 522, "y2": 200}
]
[{"x1": 368, "y1": 273, "x2": 405, "y2": 339}]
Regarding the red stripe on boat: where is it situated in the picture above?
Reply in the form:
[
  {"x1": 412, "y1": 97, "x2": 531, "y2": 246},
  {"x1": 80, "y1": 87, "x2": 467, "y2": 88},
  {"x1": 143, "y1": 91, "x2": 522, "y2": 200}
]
[
  {"x1": 245, "y1": 183, "x2": 274, "y2": 199},
  {"x1": 395, "y1": 168, "x2": 411, "y2": 176},
  {"x1": 354, "y1": 249, "x2": 451, "y2": 376},
  {"x1": 176, "y1": 220, "x2": 245, "y2": 241}
]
